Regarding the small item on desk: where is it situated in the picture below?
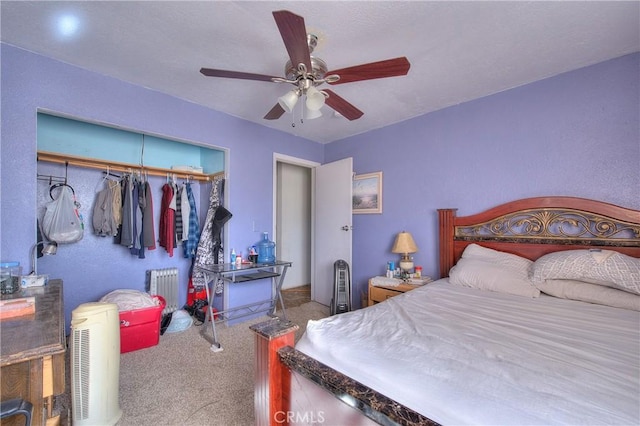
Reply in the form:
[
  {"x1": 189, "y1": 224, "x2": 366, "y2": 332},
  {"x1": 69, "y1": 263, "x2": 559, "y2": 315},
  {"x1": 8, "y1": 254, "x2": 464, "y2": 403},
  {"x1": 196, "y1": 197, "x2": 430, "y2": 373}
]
[
  {"x1": 21, "y1": 274, "x2": 49, "y2": 288},
  {"x1": 415, "y1": 266, "x2": 422, "y2": 278},
  {"x1": 406, "y1": 276, "x2": 433, "y2": 285},
  {"x1": 249, "y1": 246, "x2": 258, "y2": 263},
  {"x1": 0, "y1": 261, "x2": 22, "y2": 294},
  {"x1": 236, "y1": 253, "x2": 242, "y2": 266},
  {"x1": 230, "y1": 248, "x2": 237, "y2": 264},
  {"x1": 371, "y1": 276, "x2": 402, "y2": 287},
  {"x1": 0, "y1": 297, "x2": 36, "y2": 320}
]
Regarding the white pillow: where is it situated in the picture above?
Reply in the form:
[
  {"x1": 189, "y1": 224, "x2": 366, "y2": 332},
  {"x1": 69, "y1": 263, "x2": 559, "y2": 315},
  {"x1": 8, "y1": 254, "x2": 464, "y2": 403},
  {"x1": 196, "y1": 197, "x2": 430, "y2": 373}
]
[
  {"x1": 536, "y1": 279, "x2": 640, "y2": 311},
  {"x1": 461, "y1": 243, "x2": 533, "y2": 274},
  {"x1": 449, "y1": 245, "x2": 539, "y2": 298},
  {"x1": 531, "y1": 249, "x2": 640, "y2": 295}
]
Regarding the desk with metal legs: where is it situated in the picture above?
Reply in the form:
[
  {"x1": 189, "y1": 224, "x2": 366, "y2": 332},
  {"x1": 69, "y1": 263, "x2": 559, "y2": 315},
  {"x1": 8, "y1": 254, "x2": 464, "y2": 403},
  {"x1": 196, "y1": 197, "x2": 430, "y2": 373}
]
[{"x1": 194, "y1": 261, "x2": 292, "y2": 352}]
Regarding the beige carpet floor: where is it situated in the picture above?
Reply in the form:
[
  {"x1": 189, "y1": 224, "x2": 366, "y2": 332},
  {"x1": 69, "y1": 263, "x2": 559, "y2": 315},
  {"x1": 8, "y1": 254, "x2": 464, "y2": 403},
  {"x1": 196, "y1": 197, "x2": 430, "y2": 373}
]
[{"x1": 112, "y1": 301, "x2": 329, "y2": 426}]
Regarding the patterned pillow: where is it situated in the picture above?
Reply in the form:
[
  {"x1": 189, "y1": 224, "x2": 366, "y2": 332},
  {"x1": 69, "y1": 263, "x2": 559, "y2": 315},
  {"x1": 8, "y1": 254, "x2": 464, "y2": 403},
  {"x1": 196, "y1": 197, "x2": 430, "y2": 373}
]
[{"x1": 531, "y1": 250, "x2": 640, "y2": 295}]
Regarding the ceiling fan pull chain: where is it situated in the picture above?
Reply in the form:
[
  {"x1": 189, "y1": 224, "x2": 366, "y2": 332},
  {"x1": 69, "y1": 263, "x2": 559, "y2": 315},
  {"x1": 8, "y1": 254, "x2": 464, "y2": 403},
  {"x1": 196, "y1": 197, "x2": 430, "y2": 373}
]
[{"x1": 291, "y1": 103, "x2": 297, "y2": 127}]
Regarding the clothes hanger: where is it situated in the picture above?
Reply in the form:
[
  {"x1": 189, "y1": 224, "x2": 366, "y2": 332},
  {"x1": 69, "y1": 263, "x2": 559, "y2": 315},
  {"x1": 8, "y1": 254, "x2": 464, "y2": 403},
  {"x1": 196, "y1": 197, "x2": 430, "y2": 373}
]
[
  {"x1": 49, "y1": 182, "x2": 75, "y2": 199},
  {"x1": 95, "y1": 166, "x2": 110, "y2": 192}
]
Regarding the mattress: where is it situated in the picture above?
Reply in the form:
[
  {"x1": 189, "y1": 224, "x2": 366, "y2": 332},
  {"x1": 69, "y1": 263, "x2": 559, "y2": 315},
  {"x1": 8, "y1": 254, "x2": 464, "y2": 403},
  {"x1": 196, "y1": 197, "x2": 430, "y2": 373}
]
[{"x1": 296, "y1": 280, "x2": 640, "y2": 425}]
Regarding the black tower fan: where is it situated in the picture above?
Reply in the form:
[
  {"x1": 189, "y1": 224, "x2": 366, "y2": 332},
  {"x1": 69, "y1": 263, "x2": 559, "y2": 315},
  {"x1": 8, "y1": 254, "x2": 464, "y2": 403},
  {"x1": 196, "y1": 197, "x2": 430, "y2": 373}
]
[{"x1": 330, "y1": 259, "x2": 351, "y2": 315}]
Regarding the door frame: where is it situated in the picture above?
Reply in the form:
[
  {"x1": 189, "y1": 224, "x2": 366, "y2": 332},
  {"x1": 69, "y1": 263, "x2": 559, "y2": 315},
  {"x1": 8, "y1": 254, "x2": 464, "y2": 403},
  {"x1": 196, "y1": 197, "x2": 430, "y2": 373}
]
[{"x1": 273, "y1": 153, "x2": 320, "y2": 292}]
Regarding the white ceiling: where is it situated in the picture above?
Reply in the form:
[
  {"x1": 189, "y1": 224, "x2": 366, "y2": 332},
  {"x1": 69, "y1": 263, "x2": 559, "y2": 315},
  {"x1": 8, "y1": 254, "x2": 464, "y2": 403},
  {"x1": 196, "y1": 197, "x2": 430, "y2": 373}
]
[{"x1": 2, "y1": 1, "x2": 638, "y2": 144}]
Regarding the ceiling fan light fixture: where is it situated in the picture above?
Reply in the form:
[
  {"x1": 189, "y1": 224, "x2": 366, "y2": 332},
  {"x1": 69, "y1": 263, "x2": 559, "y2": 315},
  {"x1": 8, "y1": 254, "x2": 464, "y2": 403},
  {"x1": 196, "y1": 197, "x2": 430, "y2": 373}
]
[
  {"x1": 278, "y1": 89, "x2": 299, "y2": 113},
  {"x1": 200, "y1": 10, "x2": 410, "y2": 123},
  {"x1": 305, "y1": 86, "x2": 325, "y2": 111},
  {"x1": 304, "y1": 105, "x2": 323, "y2": 120}
]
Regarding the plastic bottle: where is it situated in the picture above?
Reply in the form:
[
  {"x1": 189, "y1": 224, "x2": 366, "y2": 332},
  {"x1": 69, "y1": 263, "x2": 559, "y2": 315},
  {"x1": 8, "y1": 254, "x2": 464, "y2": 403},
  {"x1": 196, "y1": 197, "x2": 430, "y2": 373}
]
[
  {"x1": 249, "y1": 246, "x2": 258, "y2": 263},
  {"x1": 386, "y1": 261, "x2": 394, "y2": 278},
  {"x1": 256, "y1": 232, "x2": 276, "y2": 264},
  {"x1": 230, "y1": 248, "x2": 236, "y2": 264}
]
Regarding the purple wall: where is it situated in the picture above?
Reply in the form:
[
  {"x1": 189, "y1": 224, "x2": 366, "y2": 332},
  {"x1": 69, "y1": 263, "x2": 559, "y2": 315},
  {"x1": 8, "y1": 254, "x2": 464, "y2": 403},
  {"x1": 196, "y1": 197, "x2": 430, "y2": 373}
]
[
  {"x1": 1, "y1": 44, "x2": 323, "y2": 327},
  {"x1": 326, "y1": 52, "x2": 639, "y2": 305},
  {"x1": 2, "y1": 43, "x2": 638, "y2": 322}
]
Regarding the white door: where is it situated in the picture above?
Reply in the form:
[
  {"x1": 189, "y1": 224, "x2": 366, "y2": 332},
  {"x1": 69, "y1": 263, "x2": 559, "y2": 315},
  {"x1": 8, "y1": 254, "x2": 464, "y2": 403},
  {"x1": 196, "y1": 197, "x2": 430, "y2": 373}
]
[{"x1": 313, "y1": 157, "x2": 353, "y2": 306}]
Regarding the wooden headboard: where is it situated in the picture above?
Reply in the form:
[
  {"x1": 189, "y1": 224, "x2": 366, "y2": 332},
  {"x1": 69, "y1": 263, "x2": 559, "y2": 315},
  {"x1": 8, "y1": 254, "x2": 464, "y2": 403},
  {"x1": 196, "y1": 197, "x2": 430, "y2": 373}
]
[{"x1": 438, "y1": 196, "x2": 640, "y2": 278}]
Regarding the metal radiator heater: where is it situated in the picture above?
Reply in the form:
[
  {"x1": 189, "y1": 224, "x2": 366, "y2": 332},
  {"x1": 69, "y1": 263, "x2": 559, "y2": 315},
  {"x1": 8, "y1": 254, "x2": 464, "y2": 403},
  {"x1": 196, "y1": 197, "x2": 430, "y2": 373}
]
[{"x1": 146, "y1": 268, "x2": 179, "y2": 315}]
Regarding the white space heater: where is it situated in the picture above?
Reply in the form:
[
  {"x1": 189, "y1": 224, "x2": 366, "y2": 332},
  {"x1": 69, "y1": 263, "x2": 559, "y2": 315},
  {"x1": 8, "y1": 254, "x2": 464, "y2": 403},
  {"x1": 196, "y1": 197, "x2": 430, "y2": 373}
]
[
  {"x1": 147, "y1": 267, "x2": 180, "y2": 315},
  {"x1": 71, "y1": 302, "x2": 122, "y2": 426}
]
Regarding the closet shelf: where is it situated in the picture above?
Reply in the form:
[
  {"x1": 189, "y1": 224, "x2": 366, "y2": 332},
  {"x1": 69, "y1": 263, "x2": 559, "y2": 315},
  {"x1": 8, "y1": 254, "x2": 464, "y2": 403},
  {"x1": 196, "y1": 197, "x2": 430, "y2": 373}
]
[{"x1": 37, "y1": 151, "x2": 222, "y2": 182}]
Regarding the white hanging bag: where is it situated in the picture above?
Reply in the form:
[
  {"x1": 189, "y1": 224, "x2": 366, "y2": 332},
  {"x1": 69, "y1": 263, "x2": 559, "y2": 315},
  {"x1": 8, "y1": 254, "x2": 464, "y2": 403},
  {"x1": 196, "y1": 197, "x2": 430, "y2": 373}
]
[{"x1": 42, "y1": 185, "x2": 84, "y2": 243}]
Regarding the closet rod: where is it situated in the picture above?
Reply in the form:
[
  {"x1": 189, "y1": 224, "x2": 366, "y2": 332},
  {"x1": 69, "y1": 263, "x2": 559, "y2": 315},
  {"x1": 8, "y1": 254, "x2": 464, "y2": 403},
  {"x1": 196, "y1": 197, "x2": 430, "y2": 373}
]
[{"x1": 37, "y1": 150, "x2": 223, "y2": 182}]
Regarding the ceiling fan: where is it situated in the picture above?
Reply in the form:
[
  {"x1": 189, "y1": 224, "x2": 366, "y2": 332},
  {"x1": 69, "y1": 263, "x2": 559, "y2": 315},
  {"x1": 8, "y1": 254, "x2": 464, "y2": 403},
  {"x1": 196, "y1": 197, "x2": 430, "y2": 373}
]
[{"x1": 200, "y1": 10, "x2": 411, "y2": 121}]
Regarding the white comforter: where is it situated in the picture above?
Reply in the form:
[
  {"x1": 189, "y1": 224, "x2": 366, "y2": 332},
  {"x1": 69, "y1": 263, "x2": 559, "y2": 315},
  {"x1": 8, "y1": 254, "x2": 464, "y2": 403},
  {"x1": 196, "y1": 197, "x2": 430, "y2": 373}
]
[{"x1": 296, "y1": 280, "x2": 640, "y2": 425}]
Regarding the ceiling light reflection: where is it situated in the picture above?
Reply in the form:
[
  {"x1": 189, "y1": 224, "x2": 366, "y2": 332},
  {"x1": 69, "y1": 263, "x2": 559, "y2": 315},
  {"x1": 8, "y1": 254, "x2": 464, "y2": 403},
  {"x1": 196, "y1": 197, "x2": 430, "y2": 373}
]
[{"x1": 57, "y1": 14, "x2": 80, "y2": 37}]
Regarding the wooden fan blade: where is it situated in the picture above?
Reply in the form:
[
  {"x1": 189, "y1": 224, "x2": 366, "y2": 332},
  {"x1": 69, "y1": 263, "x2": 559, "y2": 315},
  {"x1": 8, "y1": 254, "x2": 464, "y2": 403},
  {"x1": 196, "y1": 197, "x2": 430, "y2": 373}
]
[
  {"x1": 200, "y1": 68, "x2": 279, "y2": 82},
  {"x1": 323, "y1": 89, "x2": 364, "y2": 121},
  {"x1": 264, "y1": 103, "x2": 286, "y2": 120},
  {"x1": 326, "y1": 57, "x2": 410, "y2": 85},
  {"x1": 273, "y1": 10, "x2": 312, "y2": 72}
]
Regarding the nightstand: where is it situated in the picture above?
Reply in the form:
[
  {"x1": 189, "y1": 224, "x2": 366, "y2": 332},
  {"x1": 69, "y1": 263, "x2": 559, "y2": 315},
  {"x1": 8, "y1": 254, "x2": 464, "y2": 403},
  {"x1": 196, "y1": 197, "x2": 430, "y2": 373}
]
[{"x1": 367, "y1": 279, "x2": 420, "y2": 306}]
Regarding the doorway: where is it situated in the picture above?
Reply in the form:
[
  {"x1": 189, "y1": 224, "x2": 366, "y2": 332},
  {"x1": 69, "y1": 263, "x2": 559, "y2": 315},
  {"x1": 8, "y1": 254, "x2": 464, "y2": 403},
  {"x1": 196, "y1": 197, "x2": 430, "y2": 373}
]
[
  {"x1": 274, "y1": 154, "x2": 353, "y2": 308},
  {"x1": 274, "y1": 154, "x2": 319, "y2": 292}
]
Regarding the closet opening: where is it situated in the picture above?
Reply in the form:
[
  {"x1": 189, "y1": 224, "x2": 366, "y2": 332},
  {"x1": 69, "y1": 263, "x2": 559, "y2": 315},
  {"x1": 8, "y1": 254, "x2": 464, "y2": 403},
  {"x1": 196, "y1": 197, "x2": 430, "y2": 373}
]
[{"x1": 35, "y1": 110, "x2": 228, "y2": 325}]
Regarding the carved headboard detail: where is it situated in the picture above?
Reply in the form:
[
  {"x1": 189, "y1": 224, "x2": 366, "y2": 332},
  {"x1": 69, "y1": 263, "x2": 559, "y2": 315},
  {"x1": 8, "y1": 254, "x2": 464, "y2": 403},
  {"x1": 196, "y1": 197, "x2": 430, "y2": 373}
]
[
  {"x1": 438, "y1": 197, "x2": 640, "y2": 278},
  {"x1": 455, "y1": 208, "x2": 640, "y2": 246}
]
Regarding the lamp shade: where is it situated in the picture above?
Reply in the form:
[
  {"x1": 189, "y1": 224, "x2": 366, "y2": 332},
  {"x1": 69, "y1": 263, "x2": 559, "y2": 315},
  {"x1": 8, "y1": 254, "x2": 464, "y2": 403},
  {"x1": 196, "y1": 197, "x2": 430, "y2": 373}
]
[
  {"x1": 391, "y1": 231, "x2": 418, "y2": 254},
  {"x1": 305, "y1": 86, "x2": 325, "y2": 111},
  {"x1": 42, "y1": 242, "x2": 58, "y2": 256},
  {"x1": 278, "y1": 90, "x2": 299, "y2": 113},
  {"x1": 304, "y1": 105, "x2": 322, "y2": 120}
]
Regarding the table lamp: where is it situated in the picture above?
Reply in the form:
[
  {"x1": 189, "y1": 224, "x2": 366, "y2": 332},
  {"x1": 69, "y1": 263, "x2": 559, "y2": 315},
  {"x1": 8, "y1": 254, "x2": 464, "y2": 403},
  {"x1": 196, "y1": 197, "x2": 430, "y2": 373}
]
[{"x1": 391, "y1": 231, "x2": 418, "y2": 273}]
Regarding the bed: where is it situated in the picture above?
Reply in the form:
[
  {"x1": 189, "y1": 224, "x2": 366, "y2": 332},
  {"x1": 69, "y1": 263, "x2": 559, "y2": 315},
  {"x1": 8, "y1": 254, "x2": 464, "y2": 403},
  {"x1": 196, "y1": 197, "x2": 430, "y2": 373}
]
[{"x1": 253, "y1": 196, "x2": 640, "y2": 425}]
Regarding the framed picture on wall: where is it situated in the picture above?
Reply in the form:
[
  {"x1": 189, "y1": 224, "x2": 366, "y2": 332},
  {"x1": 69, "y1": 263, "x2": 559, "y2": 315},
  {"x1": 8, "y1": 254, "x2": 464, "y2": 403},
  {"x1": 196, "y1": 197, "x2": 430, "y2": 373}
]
[{"x1": 353, "y1": 171, "x2": 382, "y2": 214}]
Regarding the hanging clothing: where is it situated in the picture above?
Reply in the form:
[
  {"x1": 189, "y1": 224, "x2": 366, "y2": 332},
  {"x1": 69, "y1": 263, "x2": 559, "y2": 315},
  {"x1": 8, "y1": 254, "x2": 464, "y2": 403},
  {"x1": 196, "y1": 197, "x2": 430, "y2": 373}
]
[
  {"x1": 142, "y1": 181, "x2": 156, "y2": 249},
  {"x1": 92, "y1": 181, "x2": 117, "y2": 237},
  {"x1": 183, "y1": 183, "x2": 200, "y2": 258},
  {"x1": 129, "y1": 180, "x2": 143, "y2": 257},
  {"x1": 175, "y1": 184, "x2": 184, "y2": 243},
  {"x1": 113, "y1": 179, "x2": 125, "y2": 245},
  {"x1": 119, "y1": 176, "x2": 135, "y2": 248},
  {"x1": 193, "y1": 177, "x2": 226, "y2": 289},
  {"x1": 159, "y1": 183, "x2": 175, "y2": 257},
  {"x1": 111, "y1": 180, "x2": 122, "y2": 229},
  {"x1": 180, "y1": 184, "x2": 191, "y2": 242}
]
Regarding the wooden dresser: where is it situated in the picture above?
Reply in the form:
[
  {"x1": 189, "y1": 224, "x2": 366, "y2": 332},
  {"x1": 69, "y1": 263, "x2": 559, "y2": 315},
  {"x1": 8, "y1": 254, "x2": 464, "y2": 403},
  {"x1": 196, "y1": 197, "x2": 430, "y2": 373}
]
[{"x1": 1, "y1": 280, "x2": 65, "y2": 426}]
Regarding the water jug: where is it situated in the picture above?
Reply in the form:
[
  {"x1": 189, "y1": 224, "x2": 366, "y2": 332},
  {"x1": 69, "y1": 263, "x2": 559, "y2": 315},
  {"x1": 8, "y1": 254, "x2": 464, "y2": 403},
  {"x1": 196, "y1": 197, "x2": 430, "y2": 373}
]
[{"x1": 256, "y1": 232, "x2": 275, "y2": 264}]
